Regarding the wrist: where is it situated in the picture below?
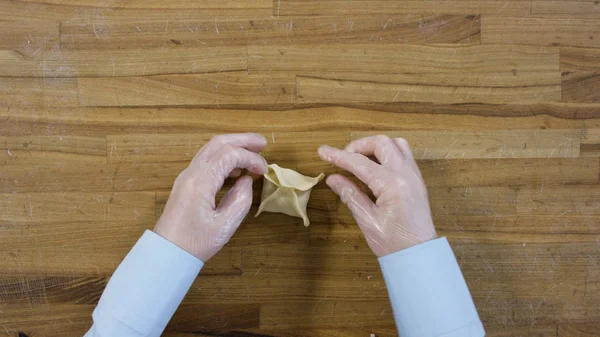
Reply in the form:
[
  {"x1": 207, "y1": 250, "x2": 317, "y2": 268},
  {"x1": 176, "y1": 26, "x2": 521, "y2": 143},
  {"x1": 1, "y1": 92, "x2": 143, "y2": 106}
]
[{"x1": 153, "y1": 220, "x2": 205, "y2": 262}]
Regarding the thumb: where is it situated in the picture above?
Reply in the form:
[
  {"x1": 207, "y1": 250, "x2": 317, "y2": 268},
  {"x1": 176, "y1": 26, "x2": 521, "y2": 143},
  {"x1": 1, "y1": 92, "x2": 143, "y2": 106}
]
[{"x1": 214, "y1": 175, "x2": 254, "y2": 241}]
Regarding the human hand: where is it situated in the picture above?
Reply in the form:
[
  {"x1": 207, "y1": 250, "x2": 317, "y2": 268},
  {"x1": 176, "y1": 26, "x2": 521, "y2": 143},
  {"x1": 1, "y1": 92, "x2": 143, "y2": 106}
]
[
  {"x1": 318, "y1": 135, "x2": 437, "y2": 257},
  {"x1": 154, "y1": 133, "x2": 268, "y2": 262}
]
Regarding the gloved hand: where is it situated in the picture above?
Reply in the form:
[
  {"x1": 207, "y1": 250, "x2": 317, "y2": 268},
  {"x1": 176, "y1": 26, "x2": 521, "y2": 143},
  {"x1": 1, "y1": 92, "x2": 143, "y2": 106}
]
[
  {"x1": 154, "y1": 133, "x2": 268, "y2": 262},
  {"x1": 318, "y1": 135, "x2": 437, "y2": 257}
]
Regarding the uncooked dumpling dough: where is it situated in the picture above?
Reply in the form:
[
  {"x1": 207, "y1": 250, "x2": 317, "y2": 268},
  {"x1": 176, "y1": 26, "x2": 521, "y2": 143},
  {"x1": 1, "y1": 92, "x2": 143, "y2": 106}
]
[{"x1": 255, "y1": 164, "x2": 325, "y2": 227}]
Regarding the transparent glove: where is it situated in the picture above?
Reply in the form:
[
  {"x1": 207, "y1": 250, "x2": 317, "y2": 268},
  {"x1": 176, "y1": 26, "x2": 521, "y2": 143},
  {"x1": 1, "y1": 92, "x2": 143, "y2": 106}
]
[
  {"x1": 318, "y1": 135, "x2": 437, "y2": 257},
  {"x1": 154, "y1": 133, "x2": 268, "y2": 262}
]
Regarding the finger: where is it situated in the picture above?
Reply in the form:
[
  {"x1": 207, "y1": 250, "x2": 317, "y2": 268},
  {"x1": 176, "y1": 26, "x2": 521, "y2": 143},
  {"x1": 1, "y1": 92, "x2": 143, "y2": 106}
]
[
  {"x1": 318, "y1": 145, "x2": 389, "y2": 198},
  {"x1": 392, "y1": 137, "x2": 415, "y2": 161},
  {"x1": 214, "y1": 175, "x2": 254, "y2": 245},
  {"x1": 207, "y1": 146, "x2": 268, "y2": 197},
  {"x1": 326, "y1": 174, "x2": 377, "y2": 230},
  {"x1": 228, "y1": 168, "x2": 242, "y2": 178},
  {"x1": 197, "y1": 133, "x2": 267, "y2": 159},
  {"x1": 345, "y1": 135, "x2": 404, "y2": 168}
]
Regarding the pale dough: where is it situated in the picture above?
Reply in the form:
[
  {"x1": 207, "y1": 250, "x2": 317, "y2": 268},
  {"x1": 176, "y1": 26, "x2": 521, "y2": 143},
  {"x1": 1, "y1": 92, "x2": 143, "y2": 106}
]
[{"x1": 255, "y1": 164, "x2": 325, "y2": 227}]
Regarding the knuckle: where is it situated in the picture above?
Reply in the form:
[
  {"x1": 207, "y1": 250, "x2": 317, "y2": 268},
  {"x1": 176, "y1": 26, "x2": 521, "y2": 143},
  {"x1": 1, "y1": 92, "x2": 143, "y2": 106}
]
[
  {"x1": 211, "y1": 134, "x2": 226, "y2": 144},
  {"x1": 375, "y1": 135, "x2": 392, "y2": 144},
  {"x1": 393, "y1": 176, "x2": 408, "y2": 189},
  {"x1": 395, "y1": 137, "x2": 410, "y2": 148}
]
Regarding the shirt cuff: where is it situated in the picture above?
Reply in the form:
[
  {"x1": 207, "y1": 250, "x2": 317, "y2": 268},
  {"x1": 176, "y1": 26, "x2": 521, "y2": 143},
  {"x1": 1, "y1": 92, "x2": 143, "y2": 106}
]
[
  {"x1": 379, "y1": 237, "x2": 485, "y2": 337},
  {"x1": 94, "y1": 230, "x2": 203, "y2": 337}
]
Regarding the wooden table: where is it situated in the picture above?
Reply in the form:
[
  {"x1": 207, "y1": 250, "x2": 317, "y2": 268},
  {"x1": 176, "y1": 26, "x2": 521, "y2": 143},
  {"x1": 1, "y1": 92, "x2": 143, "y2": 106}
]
[{"x1": 1, "y1": 1, "x2": 599, "y2": 336}]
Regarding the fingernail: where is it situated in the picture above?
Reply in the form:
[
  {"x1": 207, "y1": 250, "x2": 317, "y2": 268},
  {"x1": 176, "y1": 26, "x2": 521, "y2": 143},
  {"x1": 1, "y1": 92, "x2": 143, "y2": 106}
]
[{"x1": 318, "y1": 145, "x2": 336, "y2": 156}]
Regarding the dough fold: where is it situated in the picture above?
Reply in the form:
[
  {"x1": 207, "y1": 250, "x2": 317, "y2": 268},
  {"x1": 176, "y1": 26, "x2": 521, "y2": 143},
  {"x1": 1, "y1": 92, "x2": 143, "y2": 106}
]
[{"x1": 255, "y1": 164, "x2": 325, "y2": 227}]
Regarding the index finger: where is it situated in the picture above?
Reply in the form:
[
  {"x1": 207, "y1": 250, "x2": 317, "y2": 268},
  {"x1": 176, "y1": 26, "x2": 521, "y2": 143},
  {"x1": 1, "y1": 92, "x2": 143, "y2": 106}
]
[
  {"x1": 205, "y1": 146, "x2": 268, "y2": 200},
  {"x1": 345, "y1": 135, "x2": 404, "y2": 168},
  {"x1": 196, "y1": 133, "x2": 267, "y2": 159},
  {"x1": 318, "y1": 145, "x2": 389, "y2": 198}
]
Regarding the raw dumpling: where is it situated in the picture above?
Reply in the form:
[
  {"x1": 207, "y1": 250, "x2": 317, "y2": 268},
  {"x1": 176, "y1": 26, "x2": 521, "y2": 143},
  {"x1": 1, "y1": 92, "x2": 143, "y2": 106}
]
[{"x1": 255, "y1": 164, "x2": 325, "y2": 227}]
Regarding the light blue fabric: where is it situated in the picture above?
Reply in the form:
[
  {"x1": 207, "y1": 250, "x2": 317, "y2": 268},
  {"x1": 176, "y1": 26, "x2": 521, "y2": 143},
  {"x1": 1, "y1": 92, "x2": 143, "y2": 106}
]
[
  {"x1": 85, "y1": 230, "x2": 203, "y2": 337},
  {"x1": 85, "y1": 233, "x2": 483, "y2": 337},
  {"x1": 379, "y1": 237, "x2": 485, "y2": 337}
]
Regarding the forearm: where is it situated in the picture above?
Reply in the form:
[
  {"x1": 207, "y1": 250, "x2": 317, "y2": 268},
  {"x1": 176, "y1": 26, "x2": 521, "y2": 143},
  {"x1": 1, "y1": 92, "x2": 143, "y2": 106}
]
[
  {"x1": 379, "y1": 237, "x2": 485, "y2": 337},
  {"x1": 85, "y1": 230, "x2": 203, "y2": 337}
]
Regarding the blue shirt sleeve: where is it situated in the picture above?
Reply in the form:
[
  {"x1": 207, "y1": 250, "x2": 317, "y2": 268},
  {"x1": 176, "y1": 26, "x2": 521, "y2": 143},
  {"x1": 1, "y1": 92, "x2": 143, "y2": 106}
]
[
  {"x1": 379, "y1": 237, "x2": 485, "y2": 337},
  {"x1": 84, "y1": 230, "x2": 204, "y2": 337}
]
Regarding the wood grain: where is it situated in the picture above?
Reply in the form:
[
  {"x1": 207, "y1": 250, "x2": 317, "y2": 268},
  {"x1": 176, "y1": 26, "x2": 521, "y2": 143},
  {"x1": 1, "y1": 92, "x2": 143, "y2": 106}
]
[
  {"x1": 482, "y1": 16, "x2": 600, "y2": 47},
  {"x1": 15, "y1": 0, "x2": 273, "y2": 9},
  {"x1": 532, "y1": 0, "x2": 600, "y2": 15},
  {"x1": 0, "y1": 47, "x2": 248, "y2": 77},
  {"x1": 297, "y1": 72, "x2": 561, "y2": 104},
  {"x1": 60, "y1": 15, "x2": 481, "y2": 50},
  {"x1": 0, "y1": 192, "x2": 154, "y2": 222},
  {"x1": 0, "y1": 19, "x2": 59, "y2": 58},
  {"x1": 275, "y1": 0, "x2": 530, "y2": 16},
  {"x1": 517, "y1": 186, "x2": 600, "y2": 215},
  {"x1": 2, "y1": 0, "x2": 600, "y2": 335},
  {"x1": 561, "y1": 47, "x2": 600, "y2": 103},
  {"x1": 78, "y1": 72, "x2": 295, "y2": 106},
  {"x1": 351, "y1": 130, "x2": 582, "y2": 159},
  {"x1": 0, "y1": 78, "x2": 78, "y2": 107},
  {"x1": 249, "y1": 44, "x2": 559, "y2": 73}
]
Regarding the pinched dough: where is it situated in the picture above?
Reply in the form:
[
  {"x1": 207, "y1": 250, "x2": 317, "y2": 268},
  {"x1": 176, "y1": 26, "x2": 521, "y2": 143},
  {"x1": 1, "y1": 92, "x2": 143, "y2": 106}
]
[{"x1": 255, "y1": 164, "x2": 324, "y2": 227}]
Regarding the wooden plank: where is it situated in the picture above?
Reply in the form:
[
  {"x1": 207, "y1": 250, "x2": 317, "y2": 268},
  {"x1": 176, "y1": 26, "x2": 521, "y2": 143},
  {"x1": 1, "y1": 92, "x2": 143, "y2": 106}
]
[
  {"x1": 561, "y1": 47, "x2": 600, "y2": 73},
  {"x1": 15, "y1": 0, "x2": 272, "y2": 9},
  {"x1": 0, "y1": 1, "x2": 271, "y2": 21},
  {"x1": 202, "y1": 328, "x2": 401, "y2": 337},
  {"x1": 0, "y1": 136, "x2": 106, "y2": 164},
  {"x1": 2, "y1": 106, "x2": 599, "y2": 138},
  {"x1": 0, "y1": 19, "x2": 59, "y2": 58},
  {"x1": 350, "y1": 130, "x2": 581, "y2": 159},
  {"x1": 167, "y1": 304, "x2": 260, "y2": 333},
  {"x1": 249, "y1": 44, "x2": 559, "y2": 73},
  {"x1": 0, "y1": 304, "x2": 92, "y2": 337},
  {"x1": 106, "y1": 131, "x2": 349, "y2": 164},
  {"x1": 420, "y1": 158, "x2": 600, "y2": 187},
  {"x1": 60, "y1": 15, "x2": 481, "y2": 50},
  {"x1": 0, "y1": 192, "x2": 154, "y2": 222},
  {"x1": 0, "y1": 219, "x2": 241, "y2": 276},
  {"x1": 0, "y1": 276, "x2": 105, "y2": 305},
  {"x1": 582, "y1": 129, "x2": 600, "y2": 144},
  {"x1": 559, "y1": 324, "x2": 600, "y2": 337},
  {"x1": 260, "y1": 301, "x2": 394, "y2": 329},
  {"x1": 0, "y1": 161, "x2": 185, "y2": 193},
  {"x1": 533, "y1": 0, "x2": 600, "y2": 15},
  {"x1": 561, "y1": 47, "x2": 600, "y2": 103},
  {"x1": 517, "y1": 186, "x2": 600, "y2": 215},
  {"x1": 275, "y1": 0, "x2": 530, "y2": 16},
  {"x1": 434, "y1": 215, "x2": 600, "y2": 235},
  {"x1": 429, "y1": 187, "x2": 517, "y2": 216},
  {"x1": 297, "y1": 72, "x2": 561, "y2": 104},
  {"x1": 0, "y1": 221, "x2": 148, "y2": 276},
  {"x1": 460, "y1": 241, "x2": 599, "y2": 325},
  {"x1": 482, "y1": 16, "x2": 600, "y2": 48},
  {"x1": 0, "y1": 47, "x2": 247, "y2": 77},
  {"x1": 0, "y1": 78, "x2": 78, "y2": 107},
  {"x1": 486, "y1": 326, "x2": 557, "y2": 337},
  {"x1": 77, "y1": 72, "x2": 295, "y2": 107},
  {"x1": 581, "y1": 129, "x2": 600, "y2": 157}
]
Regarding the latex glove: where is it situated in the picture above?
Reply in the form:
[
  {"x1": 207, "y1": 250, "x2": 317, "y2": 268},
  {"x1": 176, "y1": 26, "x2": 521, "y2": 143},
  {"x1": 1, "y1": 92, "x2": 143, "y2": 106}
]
[
  {"x1": 154, "y1": 133, "x2": 268, "y2": 262},
  {"x1": 318, "y1": 135, "x2": 437, "y2": 257}
]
